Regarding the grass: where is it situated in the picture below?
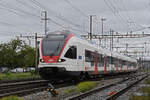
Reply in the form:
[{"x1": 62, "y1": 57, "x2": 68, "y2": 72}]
[
  {"x1": 0, "y1": 96, "x2": 24, "y2": 100},
  {"x1": 130, "y1": 77, "x2": 150, "y2": 100},
  {"x1": 64, "y1": 81, "x2": 99, "y2": 95},
  {"x1": 129, "y1": 95, "x2": 149, "y2": 100},
  {"x1": 77, "y1": 81, "x2": 98, "y2": 93},
  {"x1": 0, "y1": 72, "x2": 40, "y2": 80},
  {"x1": 145, "y1": 78, "x2": 150, "y2": 84},
  {"x1": 64, "y1": 88, "x2": 77, "y2": 95},
  {"x1": 129, "y1": 87, "x2": 150, "y2": 100},
  {"x1": 141, "y1": 87, "x2": 150, "y2": 93}
]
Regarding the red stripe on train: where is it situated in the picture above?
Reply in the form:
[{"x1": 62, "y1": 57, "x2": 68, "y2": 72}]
[
  {"x1": 104, "y1": 56, "x2": 107, "y2": 74},
  {"x1": 116, "y1": 67, "x2": 118, "y2": 72},
  {"x1": 41, "y1": 34, "x2": 74, "y2": 63}
]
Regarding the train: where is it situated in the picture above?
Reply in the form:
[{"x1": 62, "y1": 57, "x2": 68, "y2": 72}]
[{"x1": 38, "y1": 30, "x2": 138, "y2": 80}]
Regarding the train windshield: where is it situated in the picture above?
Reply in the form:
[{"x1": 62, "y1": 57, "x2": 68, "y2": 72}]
[{"x1": 42, "y1": 34, "x2": 68, "y2": 56}]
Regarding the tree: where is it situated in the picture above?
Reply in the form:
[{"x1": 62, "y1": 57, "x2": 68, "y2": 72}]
[{"x1": 0, "y1": 39, "x2": 35, "y2": 69}]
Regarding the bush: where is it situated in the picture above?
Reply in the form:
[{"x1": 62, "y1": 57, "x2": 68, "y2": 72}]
[
  {"x1": 129, "y1": 95, "x2": 148, "y2": 100},
  {"x1": 5, "y1": 72, "x2": 11, "y2": 76},
  {"x1": 77, "y1": 81, "x2": 98, "y2": 93},
  {"x1": 65, "y1": 88, "x2": 77, "y2": 95},
  {"x1": 146, "y1": 78, "x2": 150, "y2": 84},
  {"x1": 0, "y1": 96, "x2": 24, "y2": 100},
  {"x1": 141, "y1": 87, "x2": 150, "y2": 93}
]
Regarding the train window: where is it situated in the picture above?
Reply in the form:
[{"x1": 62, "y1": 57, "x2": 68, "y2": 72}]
[
  {"x1": 128, "y1": 62, "x2": 132, "y2": 67},
  {"x1": 133, "y1": 63, "x2": 137, "y2": 68},
  {"x1": 110, "y1": 57, "x2": 114, "y2": 64},
  {"x1": 101, "y1": 55, "x2": 105, "y2": 67},
  {"x1": 85, "y1": 50, "x2": 95, "y2": 67},
  {"x1": 122, "y1": 60, "x2": 126, "y2": 66},
  {"x1": 127, "y1": 61, "x2": 130, "y2": 67},
  {"x1": 85, "y1": 50, "x2": 94, "y2": 62},
  {"x1": 107, "y1": 56, "x2": 113, "y2": 65},
  {"x1": 98, "y1": 54, "x2": 103, "y2": 67},
  {"x1": 64, "y1": 46, "x2": 77, "y2": 59},
  {"x1": 106, "y1": 56, "x2": 110, "y2": 66},
  {"x1": 116, "y1": 58, "x2": 120, "y2": 67},
  {"x1": 119, "y1": 59, "x2": 122, "y2": 67}
]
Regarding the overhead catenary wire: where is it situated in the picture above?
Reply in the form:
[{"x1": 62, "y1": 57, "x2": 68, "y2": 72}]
[
  {"x1": 29, "y1": 0, "x2": 83, "y2": 29},
  {"x1": 0, "y1": 4, "x2": 42, "y2": 27},
  {"x1": 0, "y1": 4, "x2": 41, "y2": 18},
  {"x1": 103, "y1": 0, "x2": 129, "y2": 31},
  {"x1": 15, "y1": 0, "x2": 40, "y2": 13},
  {"x1": 104, "y1": 0, "x2": 145, "y2": 33},
  {"x1": 28, "y1": 0, "x2": 87, "y2": 33},
  {"x1": 113, "y1": 0, "x2": 144, "y2": 31},
  {"x1": 63, "y1": 0, "x2": 88, "y2": 18},
  {"x1": 0, "y1": 3, "x2": 84, "y2": 34}
]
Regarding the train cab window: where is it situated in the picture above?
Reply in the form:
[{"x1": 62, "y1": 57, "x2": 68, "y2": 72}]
[{"x1": 64, "y1": 46, "x2": 77, "y2": 59}]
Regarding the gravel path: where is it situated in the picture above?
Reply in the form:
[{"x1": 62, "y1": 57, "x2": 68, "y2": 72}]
[
  {"x1": 68, "y1": 75, "x2": 145, "y2": 100},
  {"x1": 116, "y1": 75, "x2": 150, "y2": 100},
  {"x1": 23, "y1": 78, "x2": 122, "y2": 100}
]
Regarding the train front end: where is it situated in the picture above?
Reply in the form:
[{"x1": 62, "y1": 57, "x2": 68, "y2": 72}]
[{"x1": 38, "y1": 30, "x2": 74, "y2": 80}]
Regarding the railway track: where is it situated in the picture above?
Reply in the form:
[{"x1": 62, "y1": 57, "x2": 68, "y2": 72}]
[
  {"x1": 0, "y1": 72, "x2": 145, "y2": 99},
  {"x1": 106, "y1": 75, "x2": 148, "y2": 100},
  {"x1": 68, "y1": 73, "x2": 148, "y2": 100},
  {"x1": 0, "y1": 78, "x2": 78, "y2": 98},
  {"x1": 0, "y1": 79, "x2": 49, "y2": 98}
]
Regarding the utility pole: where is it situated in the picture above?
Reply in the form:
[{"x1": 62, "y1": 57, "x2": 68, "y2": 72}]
[
  {"x1": 141, "y1": 52, "x2": 144, "y2": 69},
  {"x1": 110, "y1": 29, "x2": 112, "y2": 51},
  {"x1": 144, "y1": 42, "x2": 147, "y2": 53},
  {"x1": 35, "y1": 33, "x2": 38, "y2": 69},
  {"x1": 109, "y1": 29, "x2": 114, "y2": 51},
  {"x1": 111, "y1": 30, "x2": 114, "y2": 51},
  {"x1": 41, "y1": 11, "x2": 50, "y2": 35},
  {"x1": 101, "y1": 18, "x2": 106, "y2": 38},
  {"x1": 125, "y1": 43, "x2": 128, "y2": 55},
  {"x1": 89, "y1": 15, "x2": 93, "y2": 41},
  {"x1": 89, "y1": 15, "x2": 96, "y2": 41},
  {"x1": 101, "y1": 18, "x2": 106, "y2": 47}
]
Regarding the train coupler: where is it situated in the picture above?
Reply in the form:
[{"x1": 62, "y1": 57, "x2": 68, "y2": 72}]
[{"x1": 47, "y1": 83, "x2": 59, "y2": 97}]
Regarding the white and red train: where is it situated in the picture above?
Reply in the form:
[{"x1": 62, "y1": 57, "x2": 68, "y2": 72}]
[{"x1": 38, "y1": 30, "x2": 138, "y2": 80}]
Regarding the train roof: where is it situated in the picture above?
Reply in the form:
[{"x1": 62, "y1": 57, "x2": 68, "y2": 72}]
[
  {"x1": 46, "y1": 30, "x2": 137, "y2": 63},
  {"x1": 73, "y1": 33, "x2": 137, "y2": 63}
]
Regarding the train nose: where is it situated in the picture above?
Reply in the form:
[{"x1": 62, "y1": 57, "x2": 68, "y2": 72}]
[{"x1": 39, "y1": 67, "x2": 66, "y2": 80}]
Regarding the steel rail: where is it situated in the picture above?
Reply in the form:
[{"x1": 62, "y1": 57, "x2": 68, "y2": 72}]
[
  {"x1": 68, "y1": 73, "x2": 146, "y2": 100},
  {"x1": 106, "y1": 74, "x2": 148, "y2": 100},
  {"x1": 0, "y1": 79, "x2": 49, "y2": 98}
]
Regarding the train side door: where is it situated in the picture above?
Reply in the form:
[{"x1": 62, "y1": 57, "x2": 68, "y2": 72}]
[
  {"x1": 77, "y1": 43, "x2": 84, "y2": 71},
  {"x1": 94, "y1": 51, "x2": 98, "y2": 75}
]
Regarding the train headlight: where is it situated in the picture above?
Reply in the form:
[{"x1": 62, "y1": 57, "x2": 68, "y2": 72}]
[
  {"x1": 40, "y1": 59, "x2": 44, "y2": 62},
  {"x1": 58, "y1": 59, "x2": 66, "y2": 62},
  {"x1": 58, "y1": 59, "x2": 61, "y2": 62}
]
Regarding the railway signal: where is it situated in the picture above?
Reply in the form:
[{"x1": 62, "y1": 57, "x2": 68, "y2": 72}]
[{"x1": 47, "y1": 83, "x2": 59, "y2": 97}]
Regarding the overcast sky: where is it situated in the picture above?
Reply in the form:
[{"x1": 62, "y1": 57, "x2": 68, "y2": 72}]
[{"x1": 0, "y1": 0, "x2": 150, "y2": 58}]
